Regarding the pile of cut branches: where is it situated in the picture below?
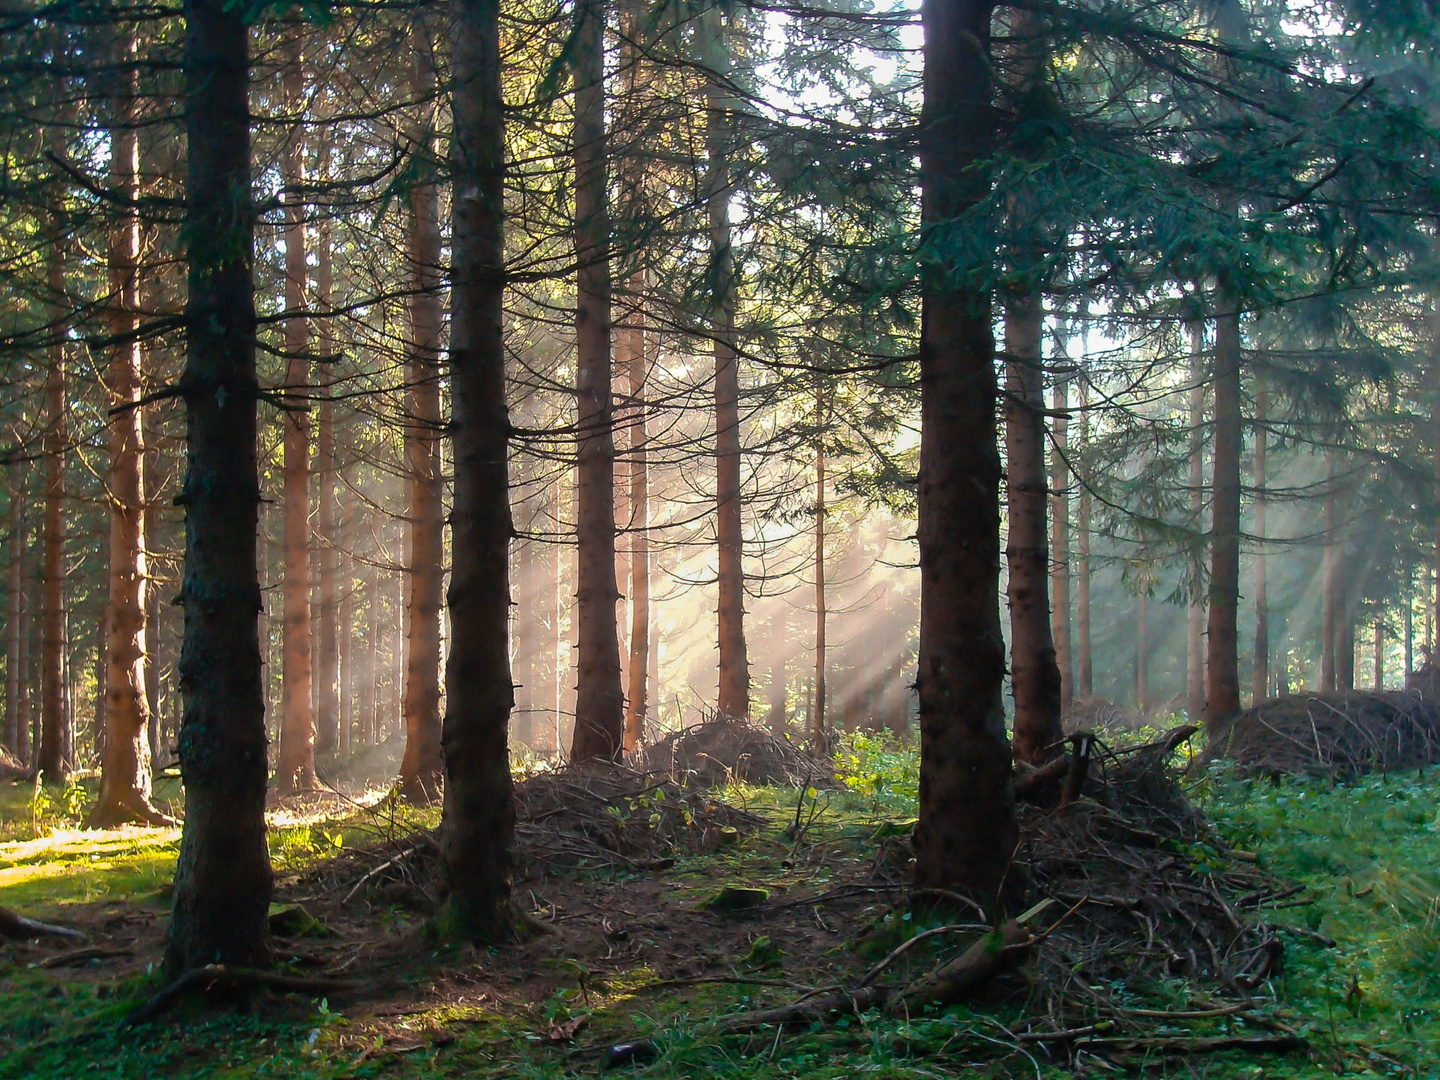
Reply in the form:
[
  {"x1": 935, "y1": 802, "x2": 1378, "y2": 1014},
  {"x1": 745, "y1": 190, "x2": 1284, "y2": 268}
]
[
  {"x1": 1205, "y1": 690, "x2": 1440, "y2": 777},
  {"x1": 643, "y1": 718, "x2": 829, "y2": 786}
]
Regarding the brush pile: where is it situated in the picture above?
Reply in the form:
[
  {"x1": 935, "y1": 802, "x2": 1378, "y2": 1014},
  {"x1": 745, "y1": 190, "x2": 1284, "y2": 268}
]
[
  {"x1": 1205, "y1": 690, "x2": 1440, "y2": 778},
  {"x1": 304, "y1": 763, "x2": 765, "y2": 906},
  {"x1": 0, "y1": 746, "x2": 28, "y2": 782},
  {"x1": 643, "y1": 718, "x2": 829, "y2": 786},
  {"x1": 1063, "y1": 696, "x2": 1148, "y2": 734},
  {"x1": 1016, "y1": 731, "x2": 1299, "y2": 1034}
]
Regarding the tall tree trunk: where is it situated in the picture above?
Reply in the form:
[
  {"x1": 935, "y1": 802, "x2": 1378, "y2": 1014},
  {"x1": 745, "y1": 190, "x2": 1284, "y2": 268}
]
[
  {"x1": 1405, "y1": 592, "x2": 1413, "y2": 679},
  {"x1": 166, "y1": 0, "x2": 272, "y2": 974},
  {"x1": 39, "y1": 201, "x2": 68, "y2": 782},
  {"x1": 622, "y1": 279, "x2": 649, "y2": 751},
  {"x1": 1373, "y1": 619, "x2": 1383, "y2": 691},
  {"x1": 1186, "y1": 321, "x2": 1206, "y2": 721},
  {"x1": 93, "y1": 34, "x2": 168, "y2": 825},
  {"x1": 568, "y1": 0, "x2": 624, "y2": 761},
  {"x1": 398, "y1": 26, "x2": 445, "y2": 801},
  {"x1": 1337, "y1": 598, "x2": 1355, "y2": 691},
  {"x1": 913, "y1": 0, "x2": 1018, "y2": 903},
  {"x1": 1204, "y1": 304, "x2": 1242, "y2": 727},
  {"x1": 275, "y1": 48, "x2": 315, "y2": 793},
  {"x1": 1136, "y1": 592, "x2": 1148, "y2": 714},
  {"x1": 813, "y1": 430, "x2": 826, "y2": 745},
  {"x1": 1005, "y1": 291, "x2": 1063, "y2": 766},
  {"x1": 313, "y1": 134, "x2": 339, "y2": 760},
  {"x1": 1050, "y1": 369, "x2": 1072, "y2": 708},
  {"x1": 1321, "y1": 452, "x2": 1338, "y2": 691},
  {"x1": 1076, "y1": 377, "x2": 1092, "y2": 697},
  {"x1": 706, "y1": 7, "x2": 749, "y2": 720},
  {"x1": 767, "y1": 608, "x2": 785, "y2": 732},
  {"x1": 435, "y1": 0, "x2": 518, "y2": 941},
  {"x1": 1252, "y1": 381, "x2": 1267, "y2": 704},
  {"x1": 4, "y1": 470, "x2": 21, "y2": 757},
  {"x1": 366, "y1": 559, "x2": 379, "y2": 744},
  {"x1": 513, "y1": 499, "x2": 536, "y2": 748}
]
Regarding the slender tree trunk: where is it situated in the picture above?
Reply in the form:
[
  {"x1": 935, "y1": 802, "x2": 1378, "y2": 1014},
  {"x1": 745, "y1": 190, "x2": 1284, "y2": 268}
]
[
  {"x1": 93, "y1": 36, "x2": 168, "y2": 825},
  {"x1": 1337, "y1": 599, "x2": 1355, "y2": 691},
  {"x1": 1186, "y1": 322, "x2": 1206, "y2": 721},
  {"x1": 1321, "y1": 453, "x2": 1337, "y2": 691},
  {"x1": 1373, "y1": 619, "x2": 1383, "y2": 691},
  {"x1": 398, "y1": 26, "x2": 445, "y2": 801},
  {"x1": 913, "y1": 0, "x2": 1018, "y2": 903},
  {"x1": 767, "y1": 608, "x2": 785, "y2": 732},
  {"x1": 568, "y1": 0, "x2": 624, "y2": 761},
  {"x1": 813, "y1": 430, "x2": 826, "y2": 745},
  {"x1": 4, "y1": 470, "x2": 21, "y2": 757},
  {"x1": 313, "y1": 136, "x2": 339, "y2": 760},
  {"x1": 1076, "y1": 378, "x2": 1092, "y2": 697},
  {"x1": 275, "y1": 49, "x2": 315, "y2": 793},
  {"x1": 39, "y1": 203, "x2": 68, "y2": 782},
  {"x1": 706, "y1": 7, "x2": 748, "y2": 720},
  {"x1": 366, "y1": 560, "x2": 379, "y2": 744},
  {"x1": 1405, "y1": 593, "x2": 1413, "y2": 679},
  {"x1": 166, "y1": 0, "x2": 272, "y2": 974},
  {"x1": 337, "y1": 512, "x2": 352, "y2": 753},
  {"x1": 1136, "y1": 592, "x2": 1148, "y2": 714},
  {"x1": 1204, "y1": 304, "x2": 1242, "y2": 727},
  {"x1": 1050, "y1": 369, "x2": 1072, "y2": 708},
  {"x1": 435, "y1": 0, "x2": 518, "y2": 941},
  {"x1": 513, "y1": 500, "x2": 536, "y2": 748},
  {"x1": 622, "y1": 278, "x2": 649, "y2": 751},
  {"x1": 1252, "y1": 383, "x2": 1267, "y2": 704},
  {"x1": 1005, "y1": 291, "x2": 1063, "y2": 766}
]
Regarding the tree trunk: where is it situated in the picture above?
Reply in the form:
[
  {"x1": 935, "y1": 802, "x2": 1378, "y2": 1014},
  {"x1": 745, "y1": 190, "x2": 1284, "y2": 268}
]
[
  {"x1": 1405, "y1": 593, "x2": 1413, "y2": 679},
  {"x1": 4, "y1": 469, "x2": 21, "y2": 757},
  {"x1": 1204, "y1": 305, "x2": 1242, "y2": 728},
  {"x1": 913, "y1": 0, "x2": 1018, "y2": 905},
  {"x1": 93, "y1": 35, "x2": 167, "y2": 826},
  {"x1": 313, "y1": 135, "x2": 339, "y2": 761},
  {"x1": 275, "y1": 48, "x2": 315, "y2": 794},
  {"x1": 1337, "y1": 601, "x2": 1355, "y2": 691},
  {"x1": 398, "y1": 26, "x2": 445, "y2": 802},
  {"x1": 39, "y1": 200, "x2": 68, "y2": 783},
  {"x1": 366, "y1": 559, "x2": 380, "y2": 744},
  {"x1": 1321, "y1": 452, "x2": 1337, "y2": 691},
  {"x1": 707, "y1": 7, "x2": 749, "y2": 721},
  {"x1": 1076, "y1": 377, "x2": 1092, "y2": 697},
  {"x1": 622, "y1": 276, "x2": 649, "y2": 752},
  {"x1": 1050, "y1": 368, "x2": 1072, "y2": 708},
  {"x1": 813, "y1": 429, "x2": 826, "y2": 746},
  {"x1": 1136, "y1": 592, "x2": 1148, "y2": 714},
  {"x1": 568, "y1": 0, "x2": 624, "y2": 762},
  {"x1": 1373, "y1": 620, "x2": 1383, "y2": 691},
  {"x1": 1186, "y1": 321, "x2": 1206, "y2": 722},
  {"x1": 1005, "y1": 291, "x2": 1063, "y2": 766},
  {"x1": 767, "y1": 608, "x2": 786, "y2": 732},
  {"x1": 435, "y1": 0, "x2": 518, "y2": 942},
  {"x1": 1252, "y1": 382, "x2": 1267, "y2": 705},
  {"x1": 166, "y1": 0, "x2": 272, "y2": 975}
]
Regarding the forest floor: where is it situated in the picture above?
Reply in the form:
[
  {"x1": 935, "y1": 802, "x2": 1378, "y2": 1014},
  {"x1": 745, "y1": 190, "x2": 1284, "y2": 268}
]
[{"x1": 0, "y1": 738, "x2": 1437, "y2": 1079}]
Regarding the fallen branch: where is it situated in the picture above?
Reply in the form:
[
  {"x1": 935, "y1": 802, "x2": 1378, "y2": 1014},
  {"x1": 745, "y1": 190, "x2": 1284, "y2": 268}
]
[
  {"x1": 32, "y1": 947, "x2": 133, "y2": 969},
  {"x1": 890, "y1": 919, "x2": 1033, "y2": 1015},
  {"x1": 1082, "y1": 1033, "x2": 1305, "y2": 1055},
  {"x1": 0, "y1": 905, "x2": 84, "y2": 941},
  {"x1": 123, "y1": 964, "x2": 355, "y2": 1027}
]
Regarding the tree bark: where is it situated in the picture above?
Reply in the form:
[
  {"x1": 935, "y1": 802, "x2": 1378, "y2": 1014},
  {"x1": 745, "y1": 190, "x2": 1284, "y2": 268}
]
[
  {"x1": 1373, "y1": 619, "x2": 1383, "y2": 690},
  {"x1": 1050, "y1": 368, "x2": 1072, "y2": 708},
  {"x1": 1252, "y1": 381, "x2": 1267, "y2": 704},
  {"x1": 166, "y1": 0, "x2": 272, "y2": 974},
  {"x1": 622, "y1": 277, "x2": 649, "y2": 752},
  {"x1": 275, "y1": 46, "x2": 315, "y2": 794},
  {"x1": 1005, "y1": 291, "x2": 1063, "y2": 766},
  {"x1": 4, "y1": 468, "x2": 21, "y2": 758},
  {"x1": 1186, "y1": 322, "x2": 1206, "y2": 722},
  {"x1": 1076, "y1": 378, "x2": 1092, "y2": 697},
  {"x1": 93, "y1": 33, "x2": 168, "y2": 826},
  {"x1": 707, "y1": 6, "x2": 749, "y2": 721},
  {"x1": 435, "y1": 0, "x2": 518, "y2": 941},
  {"x1": 568, "y1": 0, "x2": 624, "y2": 762},
  {"x1": 313, "y1": 130, "x2": 339, "y2": 760},
  {"x1": 1321, "y1": 452, "x2": 1337, "y2": 691},
  {"x1": 39, "y1": 194, "x2": 68, "y2": 783},
  {"x1": 913, "y1": 0, "x2": 1018, "y2": 904},
  {"x1": 813, "y1": 425, "x2": 827, "y2": 745},
  {"x1": 398, "y1": 25, "x2": 445, "y2": 801},
  {"x1": 1204, "y1": 304, "x2": 1242, "y2": 728},
  {"x1": 1136, "y1": 592, "x2": 1148, "y2": 714}
]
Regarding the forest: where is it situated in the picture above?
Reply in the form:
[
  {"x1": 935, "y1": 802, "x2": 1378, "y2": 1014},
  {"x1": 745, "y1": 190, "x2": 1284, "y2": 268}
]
[{"x1": 2, "y1": 0, "x2": 1440, "y2": 1077}]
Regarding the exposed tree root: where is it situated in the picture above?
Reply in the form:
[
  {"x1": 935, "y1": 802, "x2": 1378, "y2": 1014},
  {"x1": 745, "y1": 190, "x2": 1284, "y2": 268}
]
[
  {"x1": 0, "y1": 905, "x2": 84, "y2": 941},
  {"x1": 85, "y1": 793, "x2": 178, "y2": 829},
  {"x1": 122, "y1": 965, "x2": 355, "y2": 1027}
]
